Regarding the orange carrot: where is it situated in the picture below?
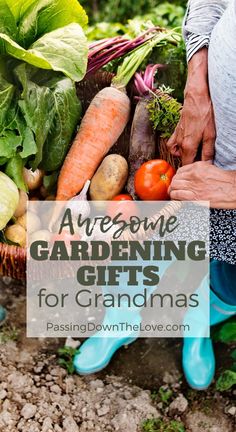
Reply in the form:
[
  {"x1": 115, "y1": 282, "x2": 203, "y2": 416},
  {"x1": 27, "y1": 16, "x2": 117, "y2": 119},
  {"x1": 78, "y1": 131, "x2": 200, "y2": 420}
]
[{"x1": 56, "y1": 87, "x2": 130, "y2": 201}]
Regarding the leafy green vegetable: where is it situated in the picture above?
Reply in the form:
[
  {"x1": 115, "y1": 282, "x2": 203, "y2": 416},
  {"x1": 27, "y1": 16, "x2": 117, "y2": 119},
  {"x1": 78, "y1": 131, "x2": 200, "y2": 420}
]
[
  {"x1": 16, "y1": 64, "x2": 56, "y2": 169},
  {"x1": 18, "y1": 0, "x2": 88, "y2": 48},
  {"x1": 0, "y1": 0, "x2": 17, "y2": 42},
  {"x1": 0, "y1": 131, "x2": 21, "y2": 159},
  {"x1": 43, "y1": 171, "x2": 59, "y2": 194},
  {"x1": 0, "y1": 75, "x2": 15, "y2": 128},
  {"x1": 0, "y1": 24, "x2": 88, "y2": 81},
  {"x1": 0, "y1": 0, "x2": 87, "y2": 193},
  {"x1": 42, "y1": 77, "x2": 81, "y2": 171},
  {"x1": 5, "y1": 154, "x2": 26, "y2": 190},
  {"x1": 19, "y1": 127, "x2": 37, "y2": 159}
]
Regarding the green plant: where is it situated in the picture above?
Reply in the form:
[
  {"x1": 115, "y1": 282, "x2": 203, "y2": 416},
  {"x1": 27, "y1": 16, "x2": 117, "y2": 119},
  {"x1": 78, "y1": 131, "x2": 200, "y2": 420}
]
[
  {"x1": 142, "y1": 418, "x2": 185, "y2": 432},
  {"x1": 0, "y1": 325, "x2": 19, "y2": 343},
  {"x1": 158, "y1": 387, "x2": 173, "y2": 405},
  {"x1": 216, "y1": 370, "x2": 236, "y2": 392},
  {"x1": 148, "y1": 91, "x2": 182, "y2": 138},
  {"x1": 81, "y1": 0, "x2": 186, "y2": 25},
  {"x1": 213, "y1": 319, "x2": 236, "y2": 391},
  {"x1": 58, "y1": 346, "x2": 80, "y2": 375},
  {"x1": 213, "y1": 321, "x2": 236, "y2": 344},
  {"x1": 0, "y1": 0, "x2": 88, "y2": 188}
]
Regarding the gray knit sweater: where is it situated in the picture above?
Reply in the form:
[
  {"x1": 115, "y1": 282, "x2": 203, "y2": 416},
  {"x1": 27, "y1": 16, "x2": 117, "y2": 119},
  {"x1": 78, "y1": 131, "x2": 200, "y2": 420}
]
[{"x1": 183, "y1": 0, "x2": 229, "y2": 62}]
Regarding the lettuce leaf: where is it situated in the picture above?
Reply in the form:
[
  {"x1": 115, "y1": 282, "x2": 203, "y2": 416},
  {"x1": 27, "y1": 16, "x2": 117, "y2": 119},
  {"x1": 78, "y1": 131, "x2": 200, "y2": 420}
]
[
  {"x1": 5, "y1": 153, "x2": 27, "y2": 190},
  {"x1": 0, "y1": 0, "x2": 88, "y2": 191},
  {"x1": 16, "y1": 64, "x2": 56, "y2": 169},
  {"x1": 0, "y1": 131, "x2": 21, "y2": 159},
  {"x1": 7, "y1": 0, "x2": 87, "y2": 28},
  {"x1": 41, "y1": 77, "x2": 81, "y2": 171},
  {"x1": 0, "y1": 0, "x2": 17, "y2": 39},
  {"x1": 18, "y1": 0, "x2": 88, "y2": 47},
  {"x1": 0, "y1": 75, "x2": 15, "y2": 129},
  {"x1": 0, "y1": 24, "x2": 88, "y2": 81}
]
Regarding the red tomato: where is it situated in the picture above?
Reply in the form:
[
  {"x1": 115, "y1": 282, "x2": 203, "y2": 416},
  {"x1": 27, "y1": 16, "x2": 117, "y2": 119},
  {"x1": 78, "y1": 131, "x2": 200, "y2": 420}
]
[
  {"x1": 112, "y1": 194, "x2": 133, "y2": 201},
  {"x1": 134, "y1": 159, "x2": 175, "y2": 201},
  {"x1": 107, "y1": 196, "x2": 137, "y2": 221}
]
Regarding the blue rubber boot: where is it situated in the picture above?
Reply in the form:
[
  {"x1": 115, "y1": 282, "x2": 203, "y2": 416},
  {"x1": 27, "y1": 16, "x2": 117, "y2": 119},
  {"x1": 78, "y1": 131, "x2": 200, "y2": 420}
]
[
  {"x1": 74, "y1": 304, "x2": 141, "y2": 375},
  {"x1": 74, "y1": 260, "x2": 172, "y2": 375},
  {"x1": 183, "y1": 280, "x2": 236, "y2": 390},
  {"x1": 0, "y1": 305, "x2": 6, "y2": 326}
]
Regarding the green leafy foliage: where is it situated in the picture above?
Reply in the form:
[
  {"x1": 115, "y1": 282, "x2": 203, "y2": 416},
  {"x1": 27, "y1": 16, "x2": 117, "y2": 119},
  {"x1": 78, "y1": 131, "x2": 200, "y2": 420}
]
[
  {"x1": 17, "y1": 0, "x2": 88, "y2": 48},
  {"x1": 42, "y1": 77, "x2": 82, "y2": 171},
  {"x1": 5, "y1": 154, "x2": 26, "y2": 190},
  {"x1": 86, "y1": 22, "x2": 127, "y2": 41},
  {"x1": 113, "y1": 29, "x2": 181, "y2": 88},
  {"x1": 0, "y1": 24, "x2": 88, "y2": 81},
  {"x1": 81, "y1": 0, "x2": 186, "y2": 25},
  {"x1": 0, "y1": 0, "x2": 87, "y2": 190},
  {"x1": 85, "y1": 1, "x2": 187, "y2": 101},
  {"x1": 213, "y1": 318, "x2": 236, "y2": 392},
  {"x1": 216, "y1": 370, "x2": 236, "y2": 392},
  {"x1": 158, "y1": 387, "x2": 173, "y2": 405},
  {"x1": 142, "y1": 418, "x2": 185, "y2": 432},
  {"x1": 58, "y1": 346, "x2": 80, "y2": 375},
  {"x1": 0, "y1": 325, "x2": 19, "y2": 343},
  {"x1": 148, "y1": 92, "x2": 182, "y2": 138},
  {"x1": 213, "y1": 321, "x2": 236, "y2": 344}
]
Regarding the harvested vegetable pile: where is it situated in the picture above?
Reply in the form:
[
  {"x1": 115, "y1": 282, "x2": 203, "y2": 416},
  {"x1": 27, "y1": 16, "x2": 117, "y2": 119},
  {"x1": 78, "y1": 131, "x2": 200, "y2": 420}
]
[{"x1": 0, "y1": 3, "x2": 184, "y2": 259}]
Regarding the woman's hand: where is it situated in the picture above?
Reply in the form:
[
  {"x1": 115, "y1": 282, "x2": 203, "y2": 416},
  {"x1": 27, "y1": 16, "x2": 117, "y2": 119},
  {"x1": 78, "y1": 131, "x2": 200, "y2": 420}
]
[
  {"x1": 169, "y1": 162, "x2": 236, "y2": 209},
  {"x1": 167, "y1": 48, "x2": 216, "y2": 166}
]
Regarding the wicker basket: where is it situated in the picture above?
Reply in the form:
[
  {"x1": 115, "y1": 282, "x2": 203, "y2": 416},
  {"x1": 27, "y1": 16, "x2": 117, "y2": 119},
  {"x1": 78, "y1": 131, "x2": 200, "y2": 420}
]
[{"x1": 0, "y1": 72, "x2": 181, "y2": 281}]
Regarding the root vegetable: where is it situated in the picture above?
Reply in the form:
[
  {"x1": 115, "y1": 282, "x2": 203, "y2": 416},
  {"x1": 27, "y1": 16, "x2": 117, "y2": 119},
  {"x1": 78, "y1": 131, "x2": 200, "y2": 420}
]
[
  {"x1": 5, "y1": 224, "x2": 26, "y2": 247},
  {"x1": 90, "y1": 155, "x2": 128, "y2": 201},
  {"x1": 23, "y1": 168, "x2": 44, "y2": 191},
  {"x1": 56, "y1": 87, "x2": 131, "y2": 201},
  {"x1": 127, "y1": 98, "x2": 156, "y2": 198},
  {"x1": 27, "y1": 211, "x2": 41, "y2": 234},
  {"x1": 14, "y1": 190, "x2": 28, "y2": 218},
  {"x1": 0, "y1": 172, "x2": 19, "y2": 230}
]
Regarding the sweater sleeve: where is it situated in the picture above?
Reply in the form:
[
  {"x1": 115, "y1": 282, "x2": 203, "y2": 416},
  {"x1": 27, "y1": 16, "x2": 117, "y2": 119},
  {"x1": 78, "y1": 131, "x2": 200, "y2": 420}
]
[{"x1": 183, "y1": 0, "x2": 229, "y2": 62}]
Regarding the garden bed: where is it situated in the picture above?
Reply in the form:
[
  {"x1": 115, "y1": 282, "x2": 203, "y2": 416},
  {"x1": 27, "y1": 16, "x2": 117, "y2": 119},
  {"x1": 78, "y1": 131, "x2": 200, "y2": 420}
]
[{"x1": 0, "y1": 278, "x2": 235, "y2": 432}]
